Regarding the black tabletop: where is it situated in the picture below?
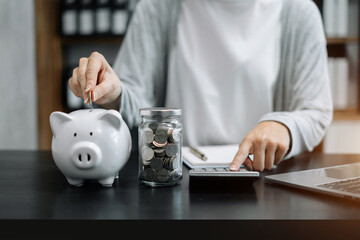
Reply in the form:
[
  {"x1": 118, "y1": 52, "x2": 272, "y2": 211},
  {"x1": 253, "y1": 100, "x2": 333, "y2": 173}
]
[{"x1": 1, "y1": 150, "x2": 360, "y2": 238}]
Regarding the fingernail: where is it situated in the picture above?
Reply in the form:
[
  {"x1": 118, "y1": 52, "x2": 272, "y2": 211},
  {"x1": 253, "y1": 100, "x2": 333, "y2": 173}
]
[
  {"x1": 92, "y1": 91, "x2": 97, "y2": 101},
  {"x1": 84, "y1": 97, "x2": 89, "y2": 104},
  {"x1": 229, "y1": 165, "x2": 237, "y2": 171},
  {"x1": 85, "y1": 85, "x2": 91, "y2": 92}
]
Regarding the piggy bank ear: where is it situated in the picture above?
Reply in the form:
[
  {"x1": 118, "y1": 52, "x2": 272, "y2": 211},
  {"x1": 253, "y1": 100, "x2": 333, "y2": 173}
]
[
  {"x1": 50, "y1": 111, "x2": 73, "y2": 137},
  {"x1": 99, "y1": 110, "x2": 122, "y2": 130}
]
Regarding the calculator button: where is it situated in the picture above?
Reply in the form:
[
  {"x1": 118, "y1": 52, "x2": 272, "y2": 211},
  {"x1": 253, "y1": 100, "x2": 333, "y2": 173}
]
[
  {"x1": 205, "y1": 168, "x2": 216, "y2": 172},
  {"x1": 238, "y1": 168, "x2": 248, "y2": 172},
  {"x1": 194, "y1": 168, "x2": 205, "y2": 172},
  {"x1": 214, "y1": 168, "x2": 225, "y2": 172}
]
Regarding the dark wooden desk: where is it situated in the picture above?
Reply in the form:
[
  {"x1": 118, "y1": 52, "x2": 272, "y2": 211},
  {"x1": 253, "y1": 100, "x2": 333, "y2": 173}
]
[{"x1": 1, "y1": 150, "x2": 360, "y2": 238}]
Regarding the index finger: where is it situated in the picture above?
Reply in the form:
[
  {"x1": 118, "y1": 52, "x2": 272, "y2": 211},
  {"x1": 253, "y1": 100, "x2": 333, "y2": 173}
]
[
  {"x1": 85, "y1": 52, "x2": 106, "y2": 92},
  {"x1": 229, "y1": 140, "x2": 252, "y2": 171}
]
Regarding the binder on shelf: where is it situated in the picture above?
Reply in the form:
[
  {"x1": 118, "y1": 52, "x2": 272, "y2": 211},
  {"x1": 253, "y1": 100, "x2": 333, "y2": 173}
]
[
  {"x1": 328, "y1": 57, "x2": 349, "y2": 110},
  {"x1": 79, "y1": 0, "x2": 95, "y2": 36},
  {"x1": 328, "y1": 58, "x2": 335, "y2": 105},
  {"x1": 323, "y1": 0, "x2": 336, "y2": 37},
  {"x1": 112, "y1": 0, "x2": 130, "y2": 36},
  {"x1": 337, "y1": 0, "x2": 349, "y2": 37},
  {"x1": 335, "y1": 58, "x2": 349, "y2": 110},
  {"x1": 95, "y1": 0, "x2": 111, "y2": 35},
  {"x1": 323, "y1": 0, "x2": 349, "y2": 38},
  {"x1": 60, "y1": 0, "x2": 79, "y2": 36},
  {"x1": 60, "y1": 0, "x2": 137, "y2": 37}
]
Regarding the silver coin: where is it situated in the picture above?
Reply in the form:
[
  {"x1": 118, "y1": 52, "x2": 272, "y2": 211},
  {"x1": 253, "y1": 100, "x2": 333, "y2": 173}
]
[
  {"x1": 150, "y1": 157, "x2": 164, "y2": 171},
  {"x1": 89, "y1": 91, "x2": 94, "y2": 109},
  {"x1": 169, "y1": 128, "x2": 181, "y2": 143},
  {"x1": 169, "y1": 170, "x2": 175, "y2": 180},
  {"x1": 172, "y1": 170, "x2": 181, "y2": 180},
  {"x1": 157, "y1": 123, "x2": 171, "y2": 131},
  {"x1": 154, "y1": 148, "x2": 165, "y2": 154},
  {"x1": 154, "y1": 130, "x2": 168, "y2": 144},
  {"x1": 142, "y1": 146, "x2": 154, "y2": 161},
  {"x1": 155, "y1": 149, "x2": 166, "y2": 157},
  {"x1": 156, "y1": 168, "x2": 170, "y2": 183},
  {"x1": 142, "y1": 158, "x2": 151, "y2": 166},
  {"x1": 163, "y1": 157, "x2": 171, "y2": 169},
  {"x1": 144, "y1": 168, "x2": 156, "y2": 182},
  {"x1": 165, "y1": 143, "x2": 178, "y2": 157},
  {"x1": 141, "y1": 128, "x2": 154, "y2": 144},
  {"x1": 148, "y1": 122, "x2": 158, "y2": 132},
  {"x1": 169, "y1": 156, "x2": 181, "y2": 170}
]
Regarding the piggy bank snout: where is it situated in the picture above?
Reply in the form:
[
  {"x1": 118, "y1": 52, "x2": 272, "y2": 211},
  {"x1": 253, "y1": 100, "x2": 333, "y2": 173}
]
[{"x1": 71, "y1": 142, "x2": 102, "y2": 169}]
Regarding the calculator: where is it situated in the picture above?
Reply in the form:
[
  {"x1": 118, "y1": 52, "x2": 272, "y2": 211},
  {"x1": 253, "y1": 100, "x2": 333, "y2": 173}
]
[
  {"x1": 189, "y1": 167, "x2": 260, "y2": 177},
  {"x1": 188, "y1": 167, "x2": 259, "y2": 192}
]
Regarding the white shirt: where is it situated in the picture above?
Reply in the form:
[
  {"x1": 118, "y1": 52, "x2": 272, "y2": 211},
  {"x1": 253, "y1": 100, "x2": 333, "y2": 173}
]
[{"x1": 166, "y1": 0, "x2": 283, "y2": 146}]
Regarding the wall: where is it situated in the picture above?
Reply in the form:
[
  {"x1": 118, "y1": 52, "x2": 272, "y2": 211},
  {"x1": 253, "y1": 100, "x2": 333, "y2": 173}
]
[{"x1": 0, "y1": 0, "x2": 37, "y2": 149}]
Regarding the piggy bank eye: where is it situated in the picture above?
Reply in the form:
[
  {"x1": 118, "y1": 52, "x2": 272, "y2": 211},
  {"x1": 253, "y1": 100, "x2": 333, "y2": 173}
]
[
  {"x1": 90, "y1": 132, "x2": 93, "y2": 136},
  {"x1": 74, "y1": 133, "x2": 77, "y2": 137}
]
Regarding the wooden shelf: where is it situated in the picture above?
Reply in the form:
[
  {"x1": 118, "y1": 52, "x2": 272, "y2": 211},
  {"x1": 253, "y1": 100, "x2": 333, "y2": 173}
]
[
  {"x1": 35, "y1": 0, "x2": 360, "y2": 151},
  {"x1": 36, "y1": 0, "x2": 64, "y2": 150},
  {"x1": 327, "y1": 37, "x2": 358, "y2": 45},
  {"x1": 61, "y1": 36, "x2": 123, "y2": 45},
  {"x1": 334, "y1": 109, "x2": 360, "y2": 120}
]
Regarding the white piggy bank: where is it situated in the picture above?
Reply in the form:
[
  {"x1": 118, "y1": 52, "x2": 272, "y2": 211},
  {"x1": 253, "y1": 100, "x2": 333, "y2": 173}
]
[{"x1": 50, "y1": 109, "x2": 132, "y2": 187}]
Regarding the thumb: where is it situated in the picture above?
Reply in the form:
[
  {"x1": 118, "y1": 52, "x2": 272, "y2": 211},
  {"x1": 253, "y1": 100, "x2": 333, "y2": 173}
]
[
  {"x1": 243, "y1": 157, "x2": 253, "y2": 171},
  {"x1": 92, "y1": 81, "x2": 109, "y2": 102}
]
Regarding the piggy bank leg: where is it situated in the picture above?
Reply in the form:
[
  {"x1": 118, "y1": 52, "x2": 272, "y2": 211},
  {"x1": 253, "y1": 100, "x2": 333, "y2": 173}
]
[
  {"x1": 66, "y1": 177, "x2": 84, "y2": 187},
  {"x1": 98, "y1": 176, "x2": 116, "y2": 187}
]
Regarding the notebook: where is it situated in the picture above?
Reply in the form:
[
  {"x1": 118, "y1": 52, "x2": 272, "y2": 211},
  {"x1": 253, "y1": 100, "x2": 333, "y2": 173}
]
[{"x1": 182, "y1": 144, "x2": 239, "y2": 168}]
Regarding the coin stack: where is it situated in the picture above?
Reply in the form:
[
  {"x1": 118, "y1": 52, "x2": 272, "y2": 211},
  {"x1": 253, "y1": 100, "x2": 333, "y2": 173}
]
[{"x1": 139, "y1": 123, "x2": 182, "y2": 184}]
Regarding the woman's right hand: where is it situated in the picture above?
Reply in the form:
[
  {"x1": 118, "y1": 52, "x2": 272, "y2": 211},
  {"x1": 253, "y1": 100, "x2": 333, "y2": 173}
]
[{"x1": 68, "y1": 51, "x2": 123, "y2": 109}]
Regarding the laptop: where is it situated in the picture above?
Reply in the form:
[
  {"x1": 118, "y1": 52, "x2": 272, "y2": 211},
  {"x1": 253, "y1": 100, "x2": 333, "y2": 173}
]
[{"x1": 265, "y1": 162, "x2": 360, "y2": 201}]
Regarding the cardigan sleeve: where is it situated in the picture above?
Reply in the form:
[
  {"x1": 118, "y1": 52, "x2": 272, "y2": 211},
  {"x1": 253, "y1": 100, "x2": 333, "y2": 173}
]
[
  {"x1": 259, "y1": 0, "x2": 333, "y2": 159},
  {"x1": 112, "y1": 0, "x2": 170, "y2": 128}
]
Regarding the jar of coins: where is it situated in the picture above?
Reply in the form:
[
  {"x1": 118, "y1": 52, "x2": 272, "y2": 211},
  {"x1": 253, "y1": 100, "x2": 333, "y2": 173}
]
[{"x1": 138, "y1": 108, "x2": 182, "y2": 187}]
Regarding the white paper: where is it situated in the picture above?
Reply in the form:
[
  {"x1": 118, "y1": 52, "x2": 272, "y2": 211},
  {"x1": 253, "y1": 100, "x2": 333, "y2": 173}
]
[{"x1": 183, "y1": 144, "x2": 239, "y2": 168}]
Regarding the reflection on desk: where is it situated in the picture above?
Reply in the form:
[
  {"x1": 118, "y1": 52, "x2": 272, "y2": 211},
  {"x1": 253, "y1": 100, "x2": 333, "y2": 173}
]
[{"x1": 1, "y1": 151, "x2": 360, "y2": 238}]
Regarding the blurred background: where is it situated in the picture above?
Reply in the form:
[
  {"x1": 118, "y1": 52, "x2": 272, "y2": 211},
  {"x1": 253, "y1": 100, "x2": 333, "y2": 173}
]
[{"x1": 0, "y1": 0, "x2": 359, "y2": 153}]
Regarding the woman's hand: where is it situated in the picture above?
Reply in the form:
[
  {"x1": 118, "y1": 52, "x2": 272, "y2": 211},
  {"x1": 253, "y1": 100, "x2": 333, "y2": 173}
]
[
  {"x1": 229, "y1": 121, "x2": 291, "y2": 172},
  {"x1": 68, "y1": 51, "x2": 122, "y2": 109}
]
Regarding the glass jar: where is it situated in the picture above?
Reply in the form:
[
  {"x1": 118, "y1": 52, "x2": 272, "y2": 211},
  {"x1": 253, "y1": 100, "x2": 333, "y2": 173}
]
[{"x1": 138, "y1": 107, "x2": 182, "y2": 187}]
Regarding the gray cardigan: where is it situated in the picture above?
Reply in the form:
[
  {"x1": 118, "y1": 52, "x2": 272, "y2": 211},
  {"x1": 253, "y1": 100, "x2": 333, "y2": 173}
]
[{"x1": 113, "y1": 0, "x2": 333, "y2": 159}]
